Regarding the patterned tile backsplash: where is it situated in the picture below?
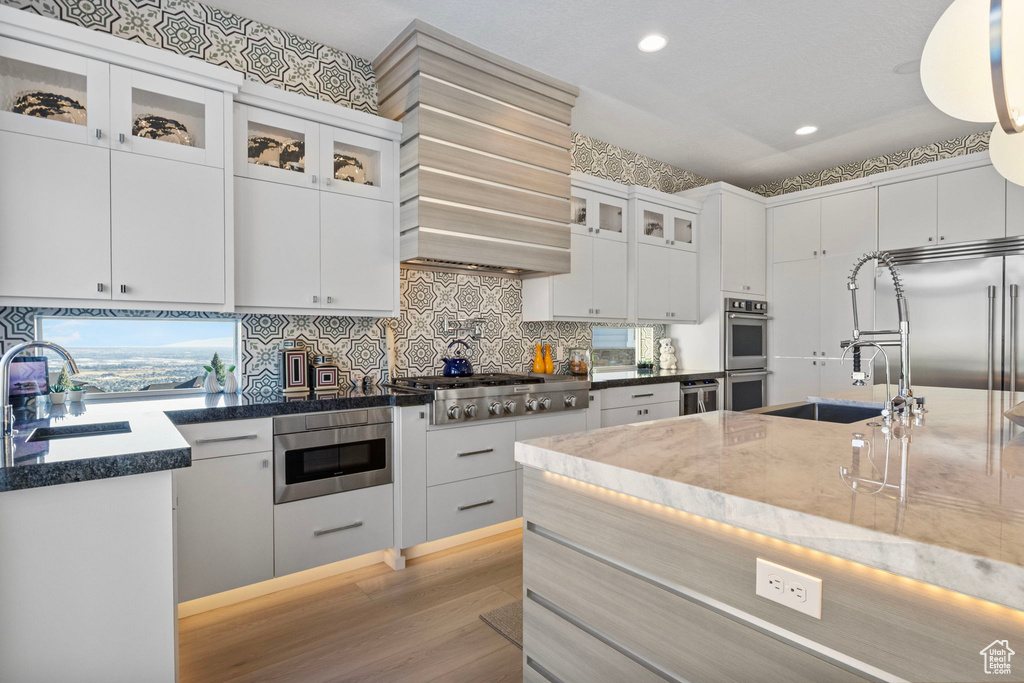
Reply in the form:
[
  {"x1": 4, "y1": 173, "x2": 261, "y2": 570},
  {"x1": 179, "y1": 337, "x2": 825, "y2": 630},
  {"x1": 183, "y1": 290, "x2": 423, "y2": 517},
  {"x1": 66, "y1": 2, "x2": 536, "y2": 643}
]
[
  {"x1": 0, "y1": 271, "x2": 662, "y2": 396},
  {"x1": 0, "y1": 0, "x2": 378, "y2": 113},
  {"x1": 748, "y1": 131, "x2": 992, "y2": 198}
]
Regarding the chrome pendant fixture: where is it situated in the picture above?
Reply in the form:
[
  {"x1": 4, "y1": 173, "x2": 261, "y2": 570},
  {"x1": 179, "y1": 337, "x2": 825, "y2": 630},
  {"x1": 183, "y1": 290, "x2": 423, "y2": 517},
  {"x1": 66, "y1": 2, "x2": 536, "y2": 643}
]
[{"x1": 921, "y1": 0, "x2": 1024, "y2": 184}]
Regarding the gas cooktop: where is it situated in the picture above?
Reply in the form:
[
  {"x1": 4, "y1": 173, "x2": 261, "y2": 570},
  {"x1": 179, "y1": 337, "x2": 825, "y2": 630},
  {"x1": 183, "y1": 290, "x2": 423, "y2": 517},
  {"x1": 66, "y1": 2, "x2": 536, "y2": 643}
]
[{"x1": 389, "y1": 373, "x2": 541, "y2": 390}]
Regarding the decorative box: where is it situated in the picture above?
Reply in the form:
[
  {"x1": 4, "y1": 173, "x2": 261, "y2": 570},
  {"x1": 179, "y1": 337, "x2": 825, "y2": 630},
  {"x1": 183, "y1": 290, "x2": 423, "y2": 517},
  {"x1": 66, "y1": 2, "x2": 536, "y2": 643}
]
[
  {"x1": 311, "y1": 355, "x2": 341, "y2": 392},
  {"x1": 280, "y1": 340, "x2": 308, "y2": 394}
]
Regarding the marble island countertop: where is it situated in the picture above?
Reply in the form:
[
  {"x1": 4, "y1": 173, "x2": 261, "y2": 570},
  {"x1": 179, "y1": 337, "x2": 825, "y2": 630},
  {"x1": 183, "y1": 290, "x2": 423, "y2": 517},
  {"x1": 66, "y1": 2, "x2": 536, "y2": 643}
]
[{"x1": 516, "y1": 385, "x2": 1024, "y2": 610}]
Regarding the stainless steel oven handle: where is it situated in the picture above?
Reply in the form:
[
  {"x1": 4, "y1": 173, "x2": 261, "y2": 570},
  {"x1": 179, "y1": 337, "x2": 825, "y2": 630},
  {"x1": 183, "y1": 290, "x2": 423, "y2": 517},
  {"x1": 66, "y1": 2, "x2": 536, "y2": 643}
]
[
  {"x1": 728, "y1": 313, "x2": 773, "y2": 320},
  {"x1": 313, "y1": 521, "x2": 363, "y2": 537},
  {"x1": 458, "y1": 499, "x2": 495, "y2": 512},
  {"x1": 195, "y1": 434, "x2": 259, "y2": 445},
  {"x1": 726, "y1": 370, "x2": 772, "y2": 378},
  {"x1": 457, "y1": 448, "x2": 495, "y2": 458},
  {"x1": 631, "y1": 393, "x2": 655, "y2": 398}
]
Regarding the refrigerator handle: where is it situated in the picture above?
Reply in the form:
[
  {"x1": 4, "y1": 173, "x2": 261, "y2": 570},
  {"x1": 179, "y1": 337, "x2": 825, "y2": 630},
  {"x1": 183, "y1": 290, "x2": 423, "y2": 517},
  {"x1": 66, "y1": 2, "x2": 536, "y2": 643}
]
[
  {"x1": 989, "y1": 285, "x2": 997, "y2": 392},
  {"x1": 1012, "y1": 285, "x2": 1019, "y2": 395}
]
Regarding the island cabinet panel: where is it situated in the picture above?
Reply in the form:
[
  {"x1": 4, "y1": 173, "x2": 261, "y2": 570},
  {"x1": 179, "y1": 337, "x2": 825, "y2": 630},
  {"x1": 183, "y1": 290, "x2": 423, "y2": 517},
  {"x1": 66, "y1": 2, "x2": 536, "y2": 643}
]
[
  {"x1": 522, "y1": 468, "x2": 1024, "y2": 683},
  {"x1": 524, "y1": 533, "x2": 866, "y2": 683}
]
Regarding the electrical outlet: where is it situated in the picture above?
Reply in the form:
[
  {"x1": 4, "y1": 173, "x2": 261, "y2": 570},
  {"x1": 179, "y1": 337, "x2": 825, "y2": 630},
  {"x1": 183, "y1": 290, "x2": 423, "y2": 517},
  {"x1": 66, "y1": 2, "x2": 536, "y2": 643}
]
[
  {"x1": 557, "y1": 345, "x2": 565, "y2": 361},
  {"x1": 755, "y1": 558, "x2": 822, "y2": 619}
]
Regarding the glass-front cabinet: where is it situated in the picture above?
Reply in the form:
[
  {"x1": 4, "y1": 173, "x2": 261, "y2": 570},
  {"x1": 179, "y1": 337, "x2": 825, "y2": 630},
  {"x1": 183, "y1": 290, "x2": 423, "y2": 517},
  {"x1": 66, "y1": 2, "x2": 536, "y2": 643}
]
[
  {"x1": 636, "y1": 199, "x2": 696, "y2": 251},
  {"x1": 234, "y1": 104, "x2": 320, "y2": 188},
  {"x1": 0, "y1": 37, "x2": 109, "y2": 146},
  {"x1": 319, "y1": 126, "x2": 392, "y2": 202},
  {"x1": 570, "y1": 187, "x2": 627, "y2": 242}
]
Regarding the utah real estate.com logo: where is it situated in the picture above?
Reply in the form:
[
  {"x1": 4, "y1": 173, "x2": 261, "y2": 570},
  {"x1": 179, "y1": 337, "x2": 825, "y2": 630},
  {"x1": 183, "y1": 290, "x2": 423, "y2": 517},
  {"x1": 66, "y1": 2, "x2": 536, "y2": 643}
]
[{"x1": 980, "y1": 640, "x2": 1015, "y2": 675}]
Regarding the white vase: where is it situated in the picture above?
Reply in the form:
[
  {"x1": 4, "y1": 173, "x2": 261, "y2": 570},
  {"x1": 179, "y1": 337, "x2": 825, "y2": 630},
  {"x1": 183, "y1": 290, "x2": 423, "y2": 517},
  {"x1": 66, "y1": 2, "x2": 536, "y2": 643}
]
[
  {"x1": 223, "y1": 370, "x2": 238, "y2": 394},
  {"x1": 49, "y1": 392, "x2": 67, "y2": 405},
  {"x1": 69, "y1": 389, "x2": 84, "y2": 402},
  {"x1": 204, "y1": 372, "x2": 222, "y2": 394}
]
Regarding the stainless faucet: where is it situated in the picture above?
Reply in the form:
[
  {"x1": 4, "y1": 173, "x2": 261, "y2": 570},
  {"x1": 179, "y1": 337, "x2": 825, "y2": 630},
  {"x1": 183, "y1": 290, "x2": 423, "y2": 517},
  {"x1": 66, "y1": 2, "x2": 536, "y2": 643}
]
[
  {"x1": 1, "y1": 341, "x2": 80, "y2": 466},
  {"x1": 840, "y1": 251, "x2": 922, "y2": 421}
]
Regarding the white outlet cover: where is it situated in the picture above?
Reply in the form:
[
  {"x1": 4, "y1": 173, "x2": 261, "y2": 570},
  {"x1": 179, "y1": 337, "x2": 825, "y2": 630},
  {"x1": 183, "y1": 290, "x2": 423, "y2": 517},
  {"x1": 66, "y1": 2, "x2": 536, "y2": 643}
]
[{"x1": 755, "y1": 558, "x2": 822, "y2": 619}]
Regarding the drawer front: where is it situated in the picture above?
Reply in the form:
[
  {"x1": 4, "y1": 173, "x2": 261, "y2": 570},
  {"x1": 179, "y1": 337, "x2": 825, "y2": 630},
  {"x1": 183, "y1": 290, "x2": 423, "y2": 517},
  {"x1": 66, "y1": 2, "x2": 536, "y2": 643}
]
[
  {"x1": 524, "y1": 531, "x2": 866, "y2": 683},
  {"x1": 600, "y1": 401, "x2": 678, "y2": 428},
  {"x1": 426, "y1": 421, "x2": 516, "y2": 487},
  {"x1": 523, "y1": 599, "x2": 662, "y2": 683},
  {"x1": 515, "y1": 411, "x2": 588, "y2": 441},
  {"x1": 274, "y1": 484, "x2": 394, "y2": 577},
  {"x1": 524, "y1": 468, "x2": 1024, "y2": 683},
  {"x1": 599, "y1": 383, "x2": 678, "y2": 410},
  {"x1": 426, "y1": 471, "x2": 517, "y2": 541},
  {"x1": 176, "y1": 419, "x2": 273, "y2": 460}
]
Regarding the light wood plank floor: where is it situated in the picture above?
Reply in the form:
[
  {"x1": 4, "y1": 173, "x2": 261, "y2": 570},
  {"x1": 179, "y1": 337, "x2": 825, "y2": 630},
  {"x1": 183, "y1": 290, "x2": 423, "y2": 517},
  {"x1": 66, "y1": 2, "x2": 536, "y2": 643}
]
[{"x1": 179, "y1": 529, "x2": 524, "y2": 683}]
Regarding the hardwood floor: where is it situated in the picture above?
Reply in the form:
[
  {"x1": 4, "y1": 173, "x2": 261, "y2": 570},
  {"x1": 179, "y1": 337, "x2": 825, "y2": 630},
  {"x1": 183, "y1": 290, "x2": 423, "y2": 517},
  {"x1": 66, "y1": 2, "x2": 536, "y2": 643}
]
[{"x1": 179, "y1": 529, "x2": 524, "y2": 682}]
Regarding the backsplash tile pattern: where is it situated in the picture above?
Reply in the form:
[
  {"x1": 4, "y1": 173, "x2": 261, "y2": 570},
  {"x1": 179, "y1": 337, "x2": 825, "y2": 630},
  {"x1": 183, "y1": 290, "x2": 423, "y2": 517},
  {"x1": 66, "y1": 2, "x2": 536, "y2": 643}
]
[
  {"x1": 748, "y1": 131, "x2": 992, "y2": 197},
  {"x1": 571, "y1": 132, "x2": 714, "y2": 194},
  {"x1": 0, "y1": 274, "x2": 662, "y2": 397},
  {"x1": 0, "y1": 0, "x2": 378, "y2": 113}
]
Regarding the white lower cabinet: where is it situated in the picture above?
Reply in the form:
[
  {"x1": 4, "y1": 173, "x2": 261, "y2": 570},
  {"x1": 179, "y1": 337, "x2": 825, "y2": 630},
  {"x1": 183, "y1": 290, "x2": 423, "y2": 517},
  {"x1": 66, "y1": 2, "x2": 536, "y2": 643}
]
[
  {"x1": 426, "y1": 471, "x2": 517, "y2": 541},
  {"x1": 426, "y1": 421, "x2": 516, "y2": 487},
  {"x1": 274, "y1": 484, "x2": 394, "y2": 577},
  {"x1": 601, "y1": 400, "x2": 679, "y2": 428},
  {"x1": 175, "y1": 452, "x2": 274, "y2": 602}
]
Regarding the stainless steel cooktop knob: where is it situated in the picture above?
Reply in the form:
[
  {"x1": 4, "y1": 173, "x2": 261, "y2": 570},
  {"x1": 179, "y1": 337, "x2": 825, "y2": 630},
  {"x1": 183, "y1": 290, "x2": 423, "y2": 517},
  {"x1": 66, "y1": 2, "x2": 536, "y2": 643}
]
[
  {"x1": 564, "y1": 394, "x2": 577, "y2": 407},
  {"x1": 489, "y1": 401, "x2": 502, "y2": 415},
  {"x1": 504, "y1": 400, "x2": 517, "y2": 414},
  {"x1": 525, "y1": 398, "x2": 538, "y2": 412},
  {"x1": 538, "y1": 397, "x2": 551, "y2": 410},
  {"x1": 464, "y1": 403, "x2": 478, "y2": 418},
  {"x1": 447, "y1": 405, "x2": 462, "y2": 420}
]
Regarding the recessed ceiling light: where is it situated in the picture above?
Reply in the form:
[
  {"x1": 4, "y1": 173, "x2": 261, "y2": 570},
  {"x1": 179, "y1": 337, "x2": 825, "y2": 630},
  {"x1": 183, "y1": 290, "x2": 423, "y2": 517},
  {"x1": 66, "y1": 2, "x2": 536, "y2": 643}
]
[
  {"x1": 893, "y1": 59, "x2": 921, "y2": 75},
  {"x1": 638, "y1": 34, "x2": 667, "y2": 52},
  {"x1": 795, "y1": 125, "x2": 818, "y2": 136}
]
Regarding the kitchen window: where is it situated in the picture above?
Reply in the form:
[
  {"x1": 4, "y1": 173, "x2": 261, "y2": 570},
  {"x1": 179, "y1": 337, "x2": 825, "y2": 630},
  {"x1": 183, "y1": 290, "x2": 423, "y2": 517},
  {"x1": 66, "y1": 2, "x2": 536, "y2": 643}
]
[
  {"x1": 35, "y1": 316, "x2": 240, "y2": 397},
  {"x1": 591, "y1": 327, "x2": 638, "y2": 369}
]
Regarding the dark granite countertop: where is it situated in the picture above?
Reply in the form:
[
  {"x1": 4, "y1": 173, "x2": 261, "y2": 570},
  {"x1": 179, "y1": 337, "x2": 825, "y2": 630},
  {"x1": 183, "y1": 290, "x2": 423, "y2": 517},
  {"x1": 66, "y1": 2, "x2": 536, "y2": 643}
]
[
  {"x1": 1, "y1": 385, "x2": 433, "y2": 493},
  {"x1": 586, "y1": 368, "x2": 724, "y2": 390}
]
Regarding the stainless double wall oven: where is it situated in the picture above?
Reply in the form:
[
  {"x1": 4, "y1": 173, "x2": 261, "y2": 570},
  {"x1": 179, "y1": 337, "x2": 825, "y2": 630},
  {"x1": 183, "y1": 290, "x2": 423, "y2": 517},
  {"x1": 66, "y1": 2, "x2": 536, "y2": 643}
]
[
  {"x1": 273, "y1": 407, "x2": 392, "y2": 504},
  {"x1": 723, "y1": 298, "x2": 771, "y2": 411}
]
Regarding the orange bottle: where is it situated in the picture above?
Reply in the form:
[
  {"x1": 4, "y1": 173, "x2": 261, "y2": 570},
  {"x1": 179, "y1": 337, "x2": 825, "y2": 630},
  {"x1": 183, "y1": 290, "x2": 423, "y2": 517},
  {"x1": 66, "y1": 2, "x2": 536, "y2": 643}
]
[
  {"x1": 532, "y1": 344, "x2": 545, "y2": 373},
  {"x1": 543, "y1": 344, "x2": 554, "y2": 374}
]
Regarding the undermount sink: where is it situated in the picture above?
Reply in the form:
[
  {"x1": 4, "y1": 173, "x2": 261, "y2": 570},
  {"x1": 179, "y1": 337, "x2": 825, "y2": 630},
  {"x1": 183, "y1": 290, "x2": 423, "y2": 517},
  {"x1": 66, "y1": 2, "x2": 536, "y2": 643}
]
[
  {"x1": 26, "y1": 421, "x2": 132, "y2": 442},
  {"x1": 760, "y1": 403, "x2": 881, "y2": 424}
]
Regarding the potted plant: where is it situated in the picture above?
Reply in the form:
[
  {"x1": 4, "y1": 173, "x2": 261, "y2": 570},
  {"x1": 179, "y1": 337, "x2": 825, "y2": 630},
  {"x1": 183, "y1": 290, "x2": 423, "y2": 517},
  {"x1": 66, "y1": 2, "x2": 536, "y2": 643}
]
[
  {"x1": 68, "y1": 385, "x2": 85, "y2": 402},
  {"x1": 50, "y1": 364, "x2": 73, "y2": 404}
]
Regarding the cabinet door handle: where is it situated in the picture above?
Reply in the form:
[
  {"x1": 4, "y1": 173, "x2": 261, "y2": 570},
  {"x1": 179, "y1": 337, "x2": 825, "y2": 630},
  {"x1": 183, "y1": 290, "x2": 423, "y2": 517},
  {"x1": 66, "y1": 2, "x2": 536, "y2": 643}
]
[
  {"x1": 457, "y1": 448, "x2": 494, "y2": 458},
  {"x1": 262, "y1": 459, "x2": 269, "y2": 468},
  {"x1": 118, "y1": 133, "x2": 125, "y2": 144},
  {"x1": 325, "y1": 178, "x2": 332, "y2": 186},
  {"x1": 822, "y1": 249, "x2": 827, "y2": 255},
  {"x1": 311, "y1": 174, "x2": 318, "y2": 184},
  {"x1": 939, "y1": 235, "x2": 945, "y2": 241},
  {"x1": 813, "y1": 250, "x2": 818, "y2": 256},
  {"x1": 326, "y1": 296, "x2": 333, "y2": 304},
  {"x1": 588, "y1": 227, "x2": 594, "y2": 233},
  {"x1": 595, "y1": 308, "x2": 600, "y2": 314},
  {"x1": 194, "y1": 434, "x2": 258, "y2": 444},
  {"x1": 313, "y1": 521, "x2": 363, "y2": 536},
  {"x1": 928, "y1": 236, "x2": 934, "y2": 242},
  {"x1": 671, "y1": 240, "x2": 676, "y2": 245},
  {"x1": 644, "y1": 409, "x2": 649, "y2": 414},
  {"x1": 595, "y1": 228, "x2": 600, "y2": 234},
  {"x1": 120, "y1": 284, "x2": 127, "y2": 294},
  {"x1": 458, "y1": 499, "x2": 494, "y2": 512},
  {"x1": 632, "y1": 392, "x2": 655, "y2": 398},
  {"x1": 97, "y1": 283, "x2": 104, "y2": 292},
  {"x1": 95, "y1": 128, "x2": 102, "y2": 140},
  {"x1": 588, "y1": 308, "x2": 594, "y2": 314},
  {"x1": 312, "y1": 295, "x2": 319, "y2": 304}
]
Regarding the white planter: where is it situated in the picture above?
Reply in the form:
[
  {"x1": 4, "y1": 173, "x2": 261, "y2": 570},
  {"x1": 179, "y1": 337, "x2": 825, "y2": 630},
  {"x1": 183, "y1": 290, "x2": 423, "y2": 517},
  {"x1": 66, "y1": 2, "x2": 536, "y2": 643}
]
[
  {"x1": 223, "y1": 370, "x2": 238, "y2": 394},
  {"x1": 49, "y1": 392, "x2": 67, "y2": 405},
  {"x1": 203, "y1": 372, "x2": 221, "y2": 394},
  {"x1": 68, "y1": 390, "x2": 84, "y2": 402}
]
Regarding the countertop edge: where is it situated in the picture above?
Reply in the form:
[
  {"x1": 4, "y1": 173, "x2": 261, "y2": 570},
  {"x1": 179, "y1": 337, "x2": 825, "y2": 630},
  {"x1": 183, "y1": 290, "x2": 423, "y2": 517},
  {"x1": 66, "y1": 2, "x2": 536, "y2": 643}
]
[
  {"x1": 163, "y1": 392, "x2": 434, "y2": 425},
  {"x1": 515, "y1": 441, "x2": 1024, "y2": 612},
  {"x1": 589, "y1": 370, "x2": 725, "y2": 390},
  {"x1": 0, "y1": 446, "x2": 191, "y2": 493}
]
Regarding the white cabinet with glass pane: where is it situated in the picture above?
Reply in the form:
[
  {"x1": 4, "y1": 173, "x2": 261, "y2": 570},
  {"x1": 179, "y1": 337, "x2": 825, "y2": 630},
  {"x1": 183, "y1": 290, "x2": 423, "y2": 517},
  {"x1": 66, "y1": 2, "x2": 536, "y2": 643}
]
[
  {"x1": 634, "y1": 199, "x2": 697, "y2": 252},
  {"x1": 232, "y1": 80, "x2": 401, "y2": 316},
  {"x1": 0, "y1": 9, "x2": 242, "y2": 310}
]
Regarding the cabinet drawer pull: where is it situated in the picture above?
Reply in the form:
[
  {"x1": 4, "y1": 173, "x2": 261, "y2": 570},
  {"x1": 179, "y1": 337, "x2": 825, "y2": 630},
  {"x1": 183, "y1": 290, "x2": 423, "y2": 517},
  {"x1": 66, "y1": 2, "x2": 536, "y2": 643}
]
[
  {"x1": 194, "y1": 433, "x2": 259, "y2": 445},
  {"x1": 631, "y1": 393, "x2": 655, "y2": 398},
  {"x1": 458, "y1": 499, "x2": 495, "y2": 512},
  {"x1": 457, "y1": 448, "x2": 494, "y2": 457},
  {"x1": 313, "y1": 521, "x2": 363, "y2": 537}
]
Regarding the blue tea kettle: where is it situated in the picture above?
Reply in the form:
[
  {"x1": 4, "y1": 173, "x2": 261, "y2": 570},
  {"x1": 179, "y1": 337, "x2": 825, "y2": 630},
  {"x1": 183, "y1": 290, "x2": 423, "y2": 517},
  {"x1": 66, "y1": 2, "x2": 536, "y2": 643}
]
[{"x1": 442, "y1": 339, "x2": 474, "y2": 377}]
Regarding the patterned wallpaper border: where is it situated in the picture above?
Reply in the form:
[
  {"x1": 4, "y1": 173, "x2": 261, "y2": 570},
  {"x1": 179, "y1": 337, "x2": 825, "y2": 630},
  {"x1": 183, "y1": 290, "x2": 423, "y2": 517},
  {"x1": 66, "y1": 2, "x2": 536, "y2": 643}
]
[
  {"x1": 571, "y1": 132, "x2": 714, "y2": 195},
  {"x1": 0, "y1": 0, "x2": 377, "y2": 113},
  {"x1": 748, "y1": 131, "x2": 992, "y2": 198}
]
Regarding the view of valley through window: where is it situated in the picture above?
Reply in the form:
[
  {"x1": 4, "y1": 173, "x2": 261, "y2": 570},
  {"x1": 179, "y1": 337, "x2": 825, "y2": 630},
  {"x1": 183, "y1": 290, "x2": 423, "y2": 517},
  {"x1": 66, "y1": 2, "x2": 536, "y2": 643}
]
[{"x1": 37, "y1": 317, "x2": 239, "y2": 394}]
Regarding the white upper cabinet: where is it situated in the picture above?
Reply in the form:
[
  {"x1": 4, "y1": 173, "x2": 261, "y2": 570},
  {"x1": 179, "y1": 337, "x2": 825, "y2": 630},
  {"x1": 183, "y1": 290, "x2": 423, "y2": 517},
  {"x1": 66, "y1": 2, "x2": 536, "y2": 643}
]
[
  {"x1": 878, "y1": 176, "x2": 937, "y2": 251},
  {"x1": 636, "y1": 200, "x2": 697, "y2": 251},
  {"x1": 635, "y1": 244, "x2": 697, "y2": 323},
  {"x1": 319, "y1": 125, "x2": 394, "y2": 202},
  {"x1": 719, "y1": 191, "x2": 766, "y2": 296},
  {"x1": 772, "y1": 258, "x2": 819, "y2": 358},
  {"x1": 772, "y1": 199, "x2": 820, "y2": 262},
  {"x1": 320, "y1": 193, "x2": 395, "y2": 313},
  {"x1": 820, "y1": 189, "x2": 876, "y2": 257},
  {"x1": 936, "y1": 165, "x2": 1006, "y2": 244},
  {"x1": 234, "y1": 104, "x2": 320, "y2": 188},
  {"x1": 571, "y1": 187, "x2": 627, "y2": 242},
  {"x1": 592, "y1": 237, "x2": 628, "y2": 318},
  {"x1": 551, "y1": 231, "x2": 594, "y2": 317}
]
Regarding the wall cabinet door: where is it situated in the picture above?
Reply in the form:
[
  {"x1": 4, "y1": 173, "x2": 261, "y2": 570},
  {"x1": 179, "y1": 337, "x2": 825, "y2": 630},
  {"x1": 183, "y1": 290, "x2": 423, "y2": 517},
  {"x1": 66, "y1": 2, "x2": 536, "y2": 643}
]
[
  {"x1": 772, "y1": 259, "x2": 819, "y2": 358},
  {"x1": 175, "y1": 452, "x2": 274, "y2": 602},
  {"x1": 319, "y1": 125, "x2": 392, "y2": 202},
  {"x1": 0, "y1": 131, "x2": 111, "y2": 300},
  {"x1": 552, "y1": 231, "x2": 594, "y2": 317},
  {"x1": 821, "y1": 189, "x2": 876, "y2": 257},
  {"x1": 770, "y1": 358, "x2": 819, "y2": 405},
  {"x1": 235, "y1": 177, "x2": 321, "y2": 309},
  {"x1": 772, "y1": 199, "x2": 821, "y2": 263},
  {"x1": 878, "y1": 176, "x2": 937, "y2": 251},
  {"x1": 938, "y1": 165, "x2": 1006, "y2": 244},
  {"x1": 234, "y1": 103, "x2": 320, "y2": 188},
  {"x1": 593, "y1": 193, "x2": 627, "y2": 242},
  {"x1": 721, "y1": 193, "x2": 766, "y2": 295},
  {"x1": 592, "y1": 237, "x2": 628, "y2": 318},
  {"x1": 0, "y1": 37, "x2": 110, "y2": 147},
  {"x1": 110, "y1": 152, "x2": 225, "y2": 304},
  {"x1": 110, "y1": 65, "x2": 223, "y2": 168},
  {"x1": 669, "y1": 249, "x2": 698, "y2": 322},
  {"x1": 666, "y1": 209, "x2": 697, "y2": 251},
  {"x1": 819, "y1": 253, "x2": 871, "y2": 357},
  {"x1": 636, "y1": 243, "x2": 672, "y2": 320},
  {"x1": 320, "y1": 194, "x2": 395, "y2": 313},
  {"x1": 743, "y1": 199, "x2": 767, "y2": 295}
]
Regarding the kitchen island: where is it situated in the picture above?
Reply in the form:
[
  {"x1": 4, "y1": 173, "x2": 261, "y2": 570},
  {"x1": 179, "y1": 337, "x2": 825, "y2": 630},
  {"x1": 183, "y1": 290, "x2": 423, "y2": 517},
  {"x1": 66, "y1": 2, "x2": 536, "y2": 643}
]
[{"x1": 516, "y1": 386, "x2": 1024, "y2": 683}]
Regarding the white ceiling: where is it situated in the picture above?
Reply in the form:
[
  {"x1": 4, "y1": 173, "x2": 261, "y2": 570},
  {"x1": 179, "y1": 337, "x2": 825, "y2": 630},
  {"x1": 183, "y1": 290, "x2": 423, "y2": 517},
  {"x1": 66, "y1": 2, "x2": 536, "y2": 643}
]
[{"x1": 202, "y1": 0, "x2": 988, "y2": 188}]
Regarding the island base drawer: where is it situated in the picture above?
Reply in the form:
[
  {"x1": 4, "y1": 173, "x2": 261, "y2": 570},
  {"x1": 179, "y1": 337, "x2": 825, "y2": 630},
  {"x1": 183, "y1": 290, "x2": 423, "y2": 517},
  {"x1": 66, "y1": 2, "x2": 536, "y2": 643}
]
[
  {"x1": 274, "y1": 484, "x2": 393, "y2": 577},
  {"x1": 427, "y1": 471, "x2": 517, "y2": 541},
  {"x1": 600, "y1": 383, "x2": 678, "y2": 410}
]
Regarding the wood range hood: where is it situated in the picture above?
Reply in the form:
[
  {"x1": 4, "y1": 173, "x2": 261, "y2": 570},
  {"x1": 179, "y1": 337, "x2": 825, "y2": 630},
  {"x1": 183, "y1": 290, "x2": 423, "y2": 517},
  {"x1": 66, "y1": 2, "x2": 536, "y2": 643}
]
[{"x1": 374, "y1": 20, "x2": 579, "y2": 277}]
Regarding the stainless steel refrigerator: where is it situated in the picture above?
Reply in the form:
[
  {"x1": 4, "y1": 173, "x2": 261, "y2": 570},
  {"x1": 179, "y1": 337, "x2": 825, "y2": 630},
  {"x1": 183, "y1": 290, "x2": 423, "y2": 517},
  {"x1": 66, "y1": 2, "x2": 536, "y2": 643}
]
[{"x1": 874, "y1": 246, "x2": 1024, "y2": 391}]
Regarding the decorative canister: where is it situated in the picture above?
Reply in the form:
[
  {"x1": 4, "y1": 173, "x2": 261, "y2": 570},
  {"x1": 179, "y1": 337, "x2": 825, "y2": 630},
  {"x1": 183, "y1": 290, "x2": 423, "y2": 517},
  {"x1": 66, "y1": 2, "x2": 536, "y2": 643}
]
[
  {"x1": 280, "y1": 339, "x2": 308, "y2": 394},
  {"x1": 311, "y1": 355, "x2": 341, "y2": 392},
  {"x1": 568, "y1": 348, "x2": 590, "y2": 375}
]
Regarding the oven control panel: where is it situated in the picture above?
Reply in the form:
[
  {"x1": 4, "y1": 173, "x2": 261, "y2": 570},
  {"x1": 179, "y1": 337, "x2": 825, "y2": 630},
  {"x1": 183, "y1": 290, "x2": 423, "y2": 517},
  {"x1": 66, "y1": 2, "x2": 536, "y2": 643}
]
[
  {"x1": 432, "y1": 388, "x2": 590, "y2": 425},
  {"x1": 725, "y1": 297, "x2": 768, "y2": 314}
]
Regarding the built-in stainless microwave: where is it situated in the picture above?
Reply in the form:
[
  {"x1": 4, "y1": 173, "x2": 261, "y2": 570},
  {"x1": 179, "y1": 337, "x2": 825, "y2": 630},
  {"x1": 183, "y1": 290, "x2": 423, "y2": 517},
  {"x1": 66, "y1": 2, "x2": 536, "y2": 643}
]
[
  {"x1": 273, "y1": 408, "x2": 392, "y2": 504},
  {"x1": 724, "y1": 298, "x2": 770, "y2": 370}
]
